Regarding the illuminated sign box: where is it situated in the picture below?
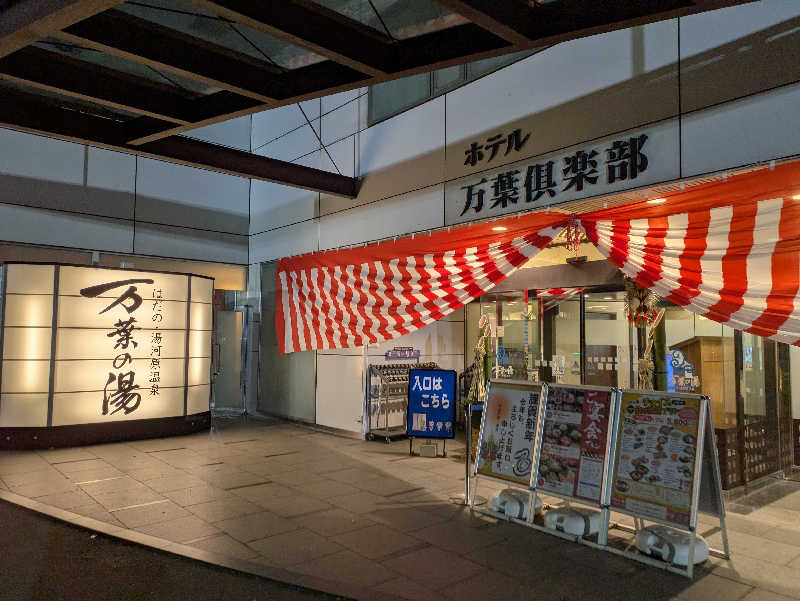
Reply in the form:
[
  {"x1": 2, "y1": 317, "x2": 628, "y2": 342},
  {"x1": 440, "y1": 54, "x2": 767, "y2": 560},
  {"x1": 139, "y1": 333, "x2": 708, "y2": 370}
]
[{"x1": 0, "y1": 263, "x2": 213, "y2": 446}]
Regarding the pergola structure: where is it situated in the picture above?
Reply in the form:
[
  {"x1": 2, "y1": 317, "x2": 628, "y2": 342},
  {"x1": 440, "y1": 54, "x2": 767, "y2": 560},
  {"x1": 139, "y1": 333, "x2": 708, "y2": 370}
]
[{"x1": 0, "y1": 0, "x2": 754, "y2": 197}]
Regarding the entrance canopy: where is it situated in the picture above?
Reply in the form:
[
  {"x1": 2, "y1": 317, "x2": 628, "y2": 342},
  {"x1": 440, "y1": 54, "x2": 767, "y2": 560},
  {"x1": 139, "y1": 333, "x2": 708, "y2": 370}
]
[{"x1": 277, "y1": 161, "x2": 800, "y2": 353}]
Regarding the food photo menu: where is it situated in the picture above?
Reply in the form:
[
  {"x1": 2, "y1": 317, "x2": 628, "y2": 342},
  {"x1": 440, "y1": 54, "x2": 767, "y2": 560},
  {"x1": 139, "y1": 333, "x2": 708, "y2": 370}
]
[
  {"x1": 537, "y1": 386, "x2": 613, "y2": 503},
  {"x1": 611, "y1": 392, "x2": 702, "y2": 527}
]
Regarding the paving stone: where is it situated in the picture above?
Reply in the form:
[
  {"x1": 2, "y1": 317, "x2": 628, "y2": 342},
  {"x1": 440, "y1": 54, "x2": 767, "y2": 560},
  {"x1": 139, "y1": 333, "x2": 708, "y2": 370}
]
[
  {"x1": 292, "y1": 479, "x2": 360, "y2": 500},
  {"x1": 162, "y1": 485, "x2": 233, "y2": 507},
  {"x1": 229, "y1": 482, "x2": 294, "y2": 504},
  {"x1": 186, "y1": 497, "x2": 263, "y2": 522},
  {"x1": 88, "y1": 487, "x2": 165, "y2": 512},
  {"x1": 111, "y1": 500, "x2": 190, "y2": 528},
  {"x1": 292, "y1": 550, "x2": 397, "y2": 588},
  {"x1": 33, "y1": 489, "x2": 97, "y2": 511},
  {"x1": 383, "y1": 546, "x2": 484, "y2": 589},
  {"x1": 143, "y1": 473, "x2": 207, "y2": 493},
  {"x1": 215, "y1": 511, "x2": 298, "y2": 543},
  {"x1": 188, "y1": 534, "x2": 260, "y2": 561},
  {"x1": 292, "y1": 508, "x2": 378, "y2": 537},
  {"x1": 250, "y1": 494, "x2": 331, "y2": 518},
  {"x1": 332, "y1": 523, "x2": 423, "y2": 560},
  {"x1": 679, "y1": 573, "x2": 753, "y2": 601},
  {"x1": 136, "y1": 515, "x2": 220, "y2": 544},
  {"x1": 248, "y1": 528, "x2": 343, "y2": 568}
]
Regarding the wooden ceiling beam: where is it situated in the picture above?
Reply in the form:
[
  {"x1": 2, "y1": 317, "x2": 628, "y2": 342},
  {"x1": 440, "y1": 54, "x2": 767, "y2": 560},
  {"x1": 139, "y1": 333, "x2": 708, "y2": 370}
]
[
  {"x1": 0, "y1": 0, "x2": 124, "y2": 58},
  {"x1": 55, "y1": 9, "x2": 288, "y2": 103},
  {"x1": 189, "y1": 0, "x2": 394, "y2": 76},
  {"x1": 0, "y1": 46, "x2": 197, "y2": 124}
]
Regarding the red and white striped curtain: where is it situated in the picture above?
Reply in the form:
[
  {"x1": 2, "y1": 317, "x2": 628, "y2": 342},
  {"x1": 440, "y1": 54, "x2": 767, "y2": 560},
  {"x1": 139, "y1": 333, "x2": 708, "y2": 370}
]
[
  {"x1": 580, "y1": 163, "x2": 800, "y2": 345},
  {"x1": 278, "y1": 161, "x2": 800, "y2": 353},
  {"x1": 277, "y1": 212, "x2": 567, "y2": 353},
  {"x1": 537, "y1": 287, "x2": 587, "y2": 312}
]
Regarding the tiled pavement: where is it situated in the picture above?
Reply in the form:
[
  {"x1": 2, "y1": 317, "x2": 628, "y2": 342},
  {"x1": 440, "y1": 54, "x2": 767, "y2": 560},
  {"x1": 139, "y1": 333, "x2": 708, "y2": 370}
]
[{"x1": 2, "y1": 417, "x2": 800, "y2": 601}]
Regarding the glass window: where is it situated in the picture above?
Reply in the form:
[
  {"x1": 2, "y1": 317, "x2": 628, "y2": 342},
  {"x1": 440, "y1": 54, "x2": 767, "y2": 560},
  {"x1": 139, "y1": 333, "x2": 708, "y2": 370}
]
[
  {"x1": 465, "y1": 292, "x2": 538, "y2": 381},
  {"x1": 433, "y1": 65, "x2": 464, "y2": 93},
  {"x1": 467, "y1": 50, "x2": 531, "y2": 79},
  {"x1": 368, "y1": 50, "x2": 537, "y2": 125},
  {"x1": 741, "y1": 332, "x2": 767, "y2": 417},
  {"x1": 551, "y1": 299, "x2": 581, "y2": 385},
  {"x1": 585, "y1": 291, "x2": 636, "y2": 388},
  {"x1": 368, "y1": 72, "x2": 430, "y2": 124},
  {"x1": 661, "y1": 306, "x2": 736, "y2": 427}
]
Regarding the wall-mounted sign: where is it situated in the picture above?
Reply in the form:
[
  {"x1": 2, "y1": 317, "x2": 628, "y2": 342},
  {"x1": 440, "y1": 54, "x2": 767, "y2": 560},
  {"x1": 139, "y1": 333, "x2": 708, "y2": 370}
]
[
  {"x1": 445, "y1": 121, "x2": 679, "y2": 226},
  {"x1": 610, "y1": 391, "x2": 702, "y2": 527},
  {"x1": 0, "y1": 264, "x2": 213, "y2": 429},
  {"x1": 476, "y1": 380, "x2": 542, "y2": 486},
  {"x1": 536, "y1": 385, "x2": 614, "y2": 504},
  {"x1": 385, "y1": 346, "x2": 420, "y2": 360},
  {"x1": 407, "y1": 368, "x2": 456, "y2": 439}
]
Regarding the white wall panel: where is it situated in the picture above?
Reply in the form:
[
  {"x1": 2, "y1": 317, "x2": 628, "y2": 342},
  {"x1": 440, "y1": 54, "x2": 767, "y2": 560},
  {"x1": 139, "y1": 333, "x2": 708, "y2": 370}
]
[
  {"x1": 321, "y1": 101, "x2": 359, "y2": 145},
  {"x1": 681, "y1": 82, "x2": 800, "y2": 177},
  {"x1": 0, "y1": 130, "x2": 135, "y2": 219},
  {"x1": 250, "y1": 179, "x2": 317, "y2": 235},
  {"x1": 184, "y1": 115, "x2": 252, "y2": 150},
  {"x1": 339, "y1": 97, "x2": 445, "y2": 215},
  {"x1": 135, "y1": 158, "x2": 250, "y2": 235},
  {"x1": 445, "y1": 21, "x2": 679, "y2": 180},
  {"x1": 256, "y1": 122, "x2": 320, "y2": 163},
  {"x1": 680, "y1": 0, "x2": 800, "y2": 113},
  {"x1": 0, "y1": 203, "x2": 133, "y2": 252},
  {"x1": 294, "y1": 150, "x2": 321, "y2": 170},
  {"x1": 252, "y1": 102, "x2": 320, "y2": 150},
  {"x1": 315, "y1": 353, "x2": 364, "y2": 432},
  {"x1": 366, "y1": 318, "x2": 465, "y2": 358},
  {"x1": 0, "y1": 128, "x2": 84, "y2": 185},
  {"x1": 321, "y1": 135, "x2": 355, "y2": 178},
  {"x1": 134, "y1": 222, "x2": 247, "y2": 264},
  {"x1": 318, "y1": 184, "x2": 443, "y2": 251},
  {"x1": 321, "y1": 89, "x2": 361, "y2": 115},
  {"x1": 249, "y1": 219, "x2": 318, "y2": 264}
]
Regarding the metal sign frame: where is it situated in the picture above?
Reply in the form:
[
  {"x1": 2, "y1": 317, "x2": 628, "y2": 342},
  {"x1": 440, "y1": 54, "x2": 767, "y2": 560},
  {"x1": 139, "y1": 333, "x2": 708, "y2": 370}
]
[{"x1": 468, "y1": 383, "x2": 729, "y2": 579}]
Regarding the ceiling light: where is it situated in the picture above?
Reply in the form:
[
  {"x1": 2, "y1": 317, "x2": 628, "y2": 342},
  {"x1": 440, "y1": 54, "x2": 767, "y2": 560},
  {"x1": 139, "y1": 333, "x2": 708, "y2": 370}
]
[
  {"x1": 492, "y1": 226, "x2": 508, "y2": 231},
  {"x1": 793, "y1": 195, "x2": 800, "y2": 200},
  {"x1": 647, "y1": 198, "x2": 667, "y2": 204},
  {"x1": 603, "y1": 296, "x2": 613, "y2": 300}
]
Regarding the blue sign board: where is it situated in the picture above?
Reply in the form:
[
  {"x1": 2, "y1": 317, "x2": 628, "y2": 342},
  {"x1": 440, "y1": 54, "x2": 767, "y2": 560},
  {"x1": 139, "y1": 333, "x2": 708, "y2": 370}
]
[{"x1": 407, "y1": 369, "x2": 457, "y2": 439}]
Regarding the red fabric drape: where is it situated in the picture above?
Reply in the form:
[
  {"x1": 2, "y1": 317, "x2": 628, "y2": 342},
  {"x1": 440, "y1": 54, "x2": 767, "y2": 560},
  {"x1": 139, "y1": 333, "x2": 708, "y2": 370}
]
[
  {"x1": 277, "y1": 212, "x2": 567, "y2": 353},
  {"x1": 278, "y1": 161, "x2": 800, "y2": 353},
  {"x1": 580, "y1": 162, "x2": 800, "y2": 345}
]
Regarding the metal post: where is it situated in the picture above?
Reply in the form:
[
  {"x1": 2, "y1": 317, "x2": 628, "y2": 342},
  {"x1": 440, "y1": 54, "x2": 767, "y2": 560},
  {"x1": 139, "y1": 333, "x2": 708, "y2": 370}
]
[
  {"x1": 466, "y1": 406, "x2": 472, "y2": 498},
  {"x1": 451, "y1": 403, "x2": 485, "y2": 506}
]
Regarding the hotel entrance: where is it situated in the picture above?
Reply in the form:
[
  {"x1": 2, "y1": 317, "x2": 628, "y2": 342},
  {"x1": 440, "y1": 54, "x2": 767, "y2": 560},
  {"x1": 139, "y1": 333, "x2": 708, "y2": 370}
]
[{"x1": 466, "y1": 282, "x2": 798, "y2": 491}]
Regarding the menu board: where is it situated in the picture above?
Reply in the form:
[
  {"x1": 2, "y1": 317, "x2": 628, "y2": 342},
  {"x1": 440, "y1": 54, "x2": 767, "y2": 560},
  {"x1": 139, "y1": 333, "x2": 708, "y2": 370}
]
[
  {"x1": 476, "y1": 381, "x2": 541, "y2": 486},
  {"x1": 536, "y1": 386, "x2": 614, "y2": 503},
  {"x1": 610, "y1": 391, "x2": 703, "y2": 527}
]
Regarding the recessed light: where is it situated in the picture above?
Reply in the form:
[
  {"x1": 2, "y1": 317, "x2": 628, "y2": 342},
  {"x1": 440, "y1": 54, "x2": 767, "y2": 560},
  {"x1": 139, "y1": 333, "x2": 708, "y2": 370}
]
[
  {"x1": 492, "y1": 226, "x2": 508, "y2": 231},
  {"x1": 647, "y1": 198, "x2": 667, "y2": 204}
]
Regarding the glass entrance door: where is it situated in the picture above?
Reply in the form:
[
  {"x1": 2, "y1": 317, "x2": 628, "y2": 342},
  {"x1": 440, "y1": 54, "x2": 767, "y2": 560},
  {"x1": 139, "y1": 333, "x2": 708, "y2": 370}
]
[
  {"x1": 738, "y1": 332, "x2": 780, "y2": 482},
  {"x1": 212, "y1": 310, "x2": 244, "y2": 413}
]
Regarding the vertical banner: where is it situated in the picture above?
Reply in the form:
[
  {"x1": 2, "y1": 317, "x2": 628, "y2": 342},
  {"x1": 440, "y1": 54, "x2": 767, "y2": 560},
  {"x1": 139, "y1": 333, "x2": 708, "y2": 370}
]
[
  {"x1": 610, "y1": 391, "x2": 703, "y2": 527},
  {"x1": 476, "y1": 380, "x2": 543, "y2": 486},
  {"x1": 536, "y1": 384, "x2": 615, "y2": 503},
  {"x1": 407, "y1": 369, "x2": 456, "y2": 439}
]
